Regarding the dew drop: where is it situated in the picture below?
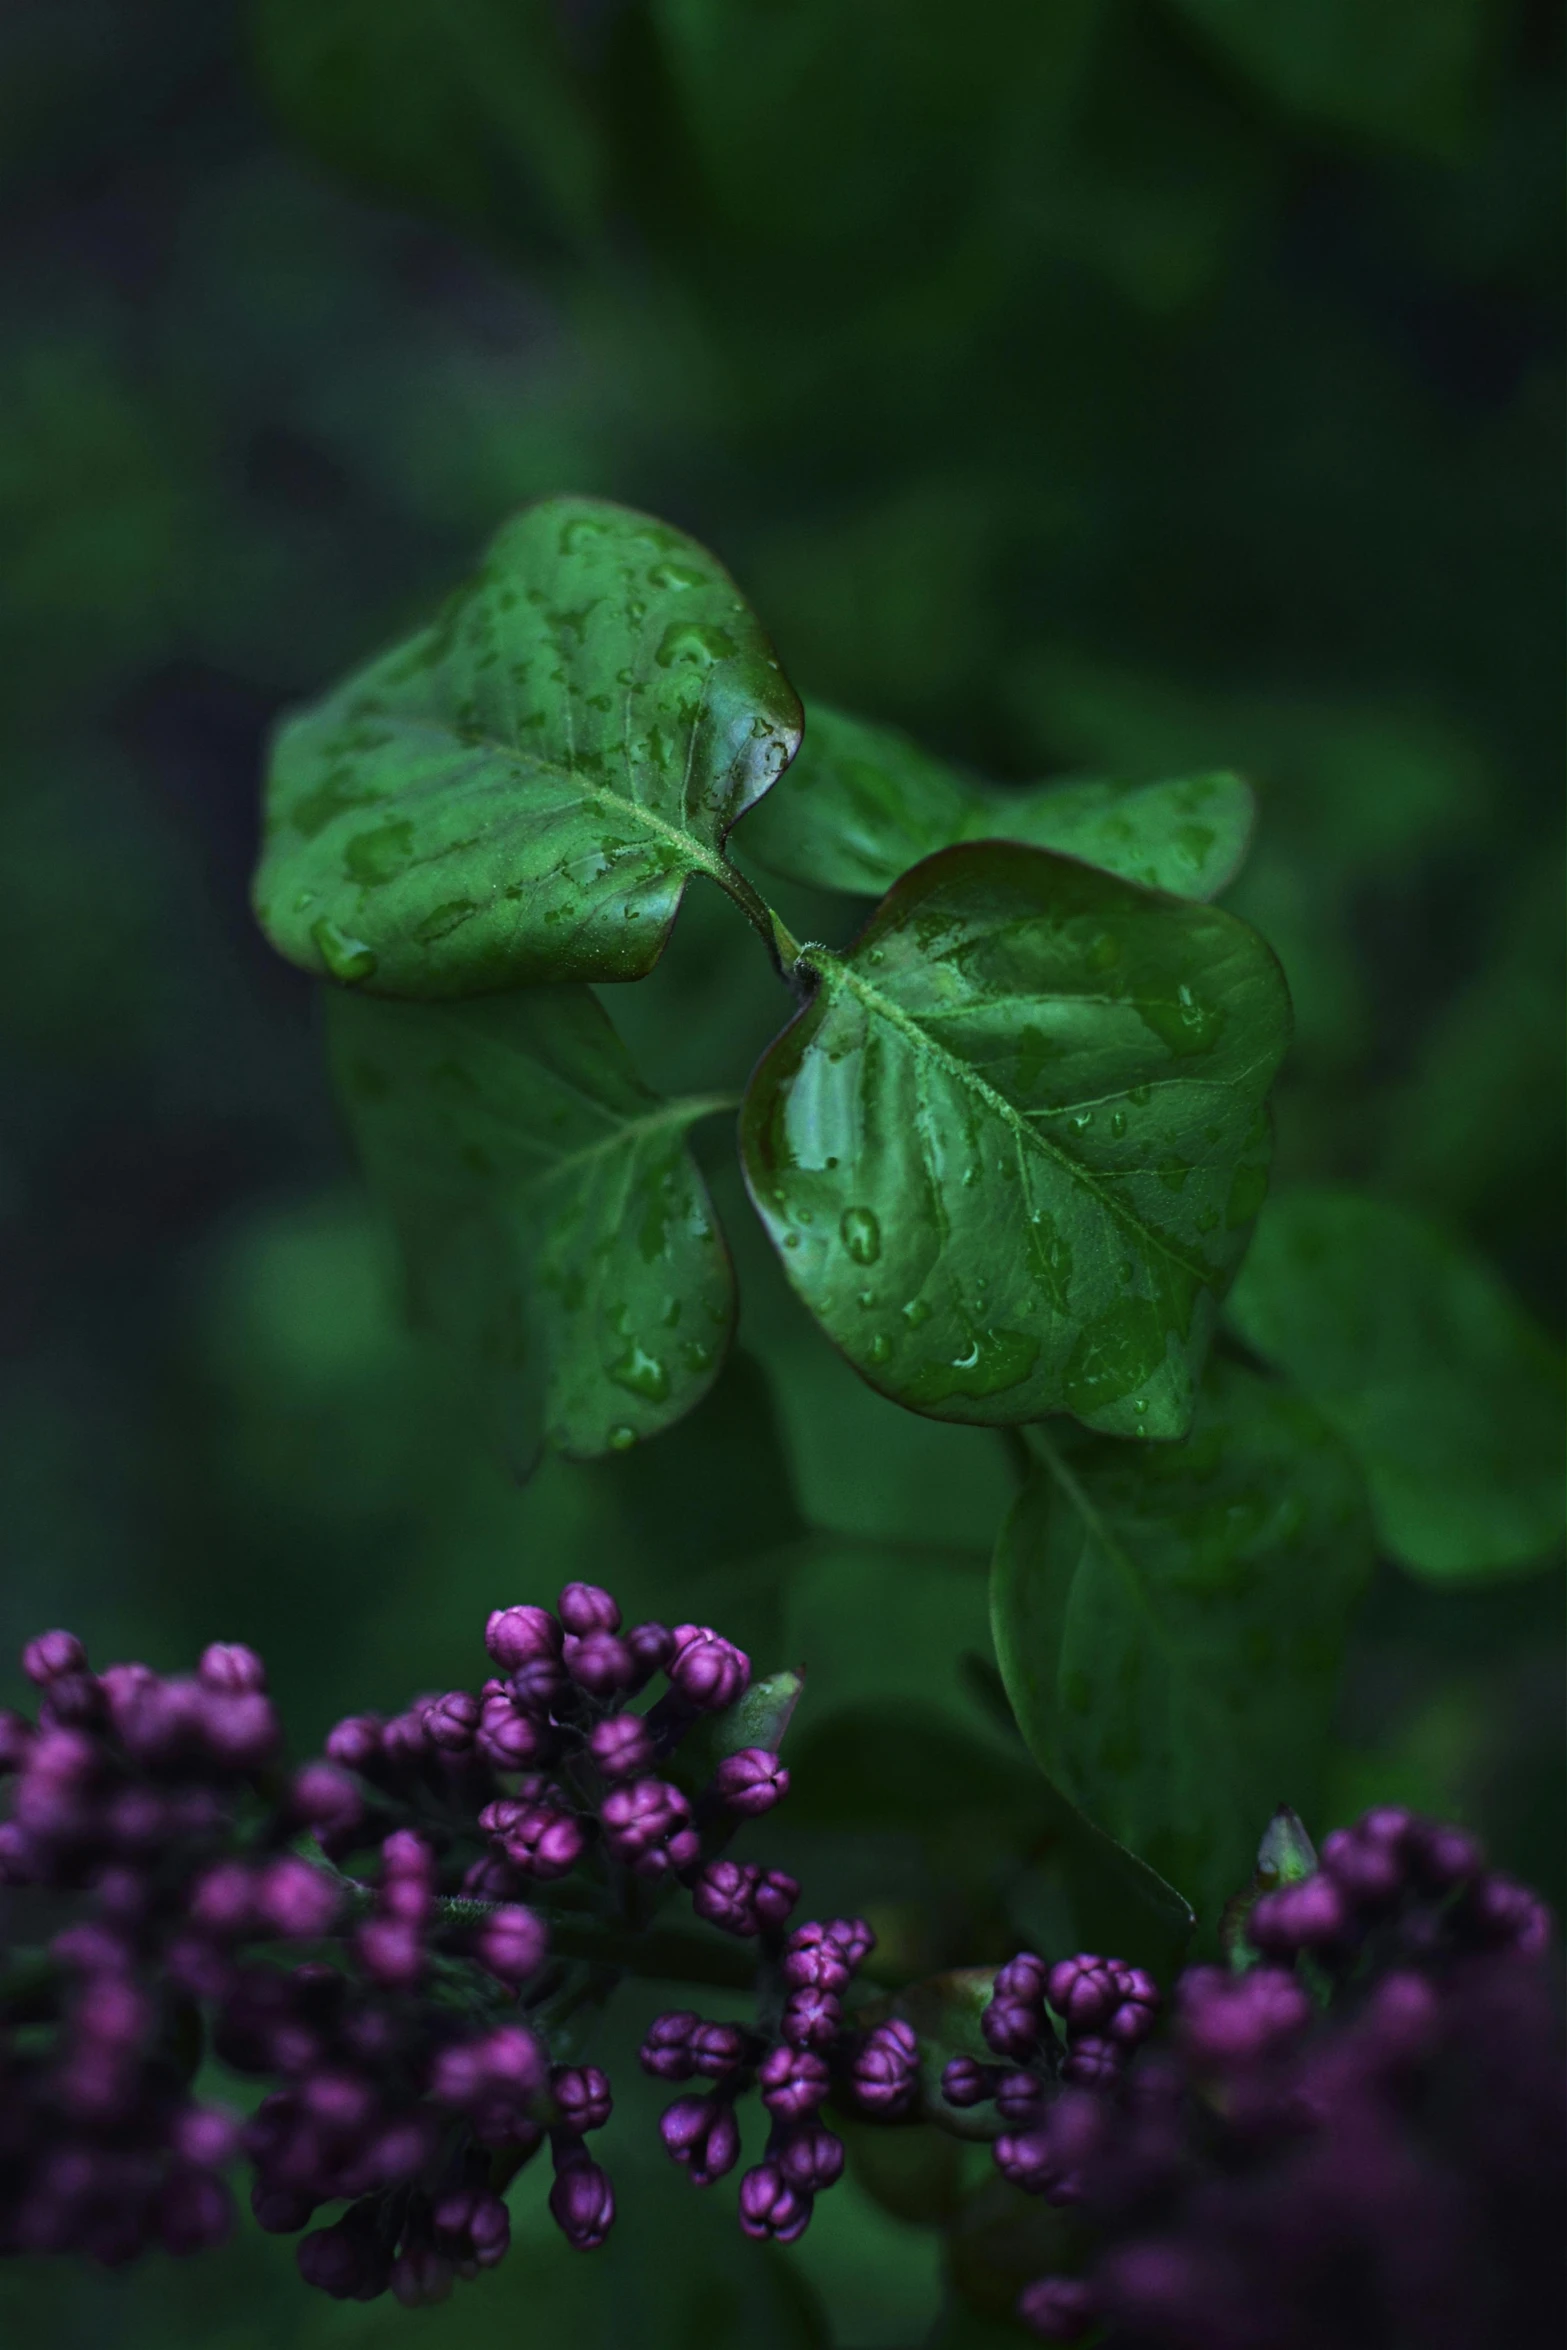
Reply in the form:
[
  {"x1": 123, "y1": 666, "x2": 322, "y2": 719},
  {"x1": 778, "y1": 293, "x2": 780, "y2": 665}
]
[
  {"x1": 607, "y1": 1424, "x2": 637, "y2": 1452},
  {"x1": 311, "y1": 917, "x2": 378, "y2": 984},
  {"x1": 867, "y1": 1334, "x2": 892, "y2": 1365},
  {"x1": 609, "y1": 1345, "x2": 669, "y2": 1403},
  {"x1": 840, "y1": 1205, "x2": 881, "y2": 1265},
  {"x1": 1110, "y1": 1109, "x2": 1128, "y2": 1138}
]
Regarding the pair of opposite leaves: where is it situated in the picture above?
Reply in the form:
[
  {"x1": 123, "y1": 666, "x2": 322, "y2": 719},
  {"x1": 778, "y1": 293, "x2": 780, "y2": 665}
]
[{"x1": 254, "y1": 497, "x2": 1287, "y2": 1470}]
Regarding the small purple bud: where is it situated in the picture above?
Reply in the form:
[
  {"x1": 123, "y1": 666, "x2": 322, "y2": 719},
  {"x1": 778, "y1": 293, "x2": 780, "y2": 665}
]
[
  {"x1": 197, "y1": 1642, "x2": 266, "y2": 1692},
  {"x1": 1248, "y1": 1873, "x2": 1349, "y2": 1957},
  {"x1": 173, "y1": 2102, "x2": 244, "y2": 2169},
  {"x1": 783, "y1": 1988, "x2": 843, "y2": 2050},
  {"x1": 625, "y1": 1622, "x2": 673, "y2": 1686},
  {"x1": 501, "y1": 1803, "x2": 586, "y2": 1880},
  {"x1": 508, "y1": 1654, "x2": 568, "y2": 1711},
  {"x1": 188, "y1": 1861, "x2": 257, "y2": 1937},
  {"x1": 691, "y1": 1859, "x2": 760, "y2": 1937},
  {"x1": 0, "y1": 1709, "x2": 34, "y2": 1773},
  {"x1": 983, "y1": 1997, "x2": 1044, "y2": 2060},
  {"x1": 1177, "y1": 1964, "x2": 1312, "y2": 2068},
  {"x1": 559, "y1": 1582, "x2": 622, "y2": 1636},
  {"x1": 475, "y1": 1903, "x2": 549, "y2": 1984},
  {"x1": 715, "y1": 1747, "x2": 791, "y2": 1816},
  {"x1": 324, "y1": 1714, "x2": 384, "y2": 1772},
  {"x1": 355, "y1": 1918, "x2": 424, "y2": 1988},
  {"x1": 257, "y1": 2184, "x2": 318, "y2": 2236},
  {"x1": 158, "y1": 2167, "x2": 235, "y2": 2256},
  {"x1": 589, "y1": 1712, "x2": 655, "y2": 1781},
  {"x1": 635, "y1": 1824, "x2": 701, "y2": 1883},
  {"x1": 1104, "y1": 1963, "x2": 1161, "y2": 2046},
  {"x1": 995, "y1": 2127, "x2": 1056, "y2": 2191},
  {"x1": 1463, "y1": 1872, "x2": 1553, "y2": 1956},
  {"x1": 691, "y1": 2020, "x2": 748, "y2": 2078},
  {"x1": 996, "y1": 1952, "x2": 1050, "y2": 2004},
  {"x1": 477, "y1": 1693, "x2": 555, "y2": 1769},
  {"x1": 738, "y1": 2162, "x2": 813, "y2": 2243},
  {"x1": 552, "y1": 2065, "x2": 613, "y2": 2133},
  {"x1": 1410, "y1": 1820, "x2": 1485, "y2": 1890},
  {"x1": 563, "y1": 1631, "x2": 637, "y2": 1697},
  {"x1": 1045, "y1": 1955, "x2": 1117, "y2": 2032},
  {"x1": 256, "y1": 1856, "x2": 342, "y2": 1939},
  {"x1": 297, "y1": 2214, "x2": 390, "y2": 2300},
  {"x1": 1319, "y1": 1824, "x2": 1404, "y2": 1908},
  {"x1": 782, "y1": 1928, "x2": 852, "y2": 1995},
  {"x1": 485, "y1": 1605, "x2": 562, "y2": 1671},
  {"x1": 599, "y1": 1776, "x2": 691, "y2": 1862},
  {"x1": 200, "y1": 1688, "x2": 281, "y2": 1769},
  {"x1": 753, "y1": 1869, "x2": 800, "y2": 1929},
  {"x1": 39, "y1": 1671, "x2": 105, "y2": 1728},
  {"x1": 640, "y1": 2011, "x2": 697, "y2": 2081},
  {"x1": 22, "y1": 1629, "x2": 87, "y2": 1685},
  {"x1": 759, "y1": 2043, "x2": 830, "y2": 2121},
  {"x1": 942, "y1": 2055, "x2": 998, "y2": 2108},
  {"x1": 549, "y1": 2149, "x2": 615, "y2": 2249},
  {"x1": 778, "y1": 2122, "x2": 845, "y2": 2193},
  {"x1": 666, "y1": 1625, "x2": 750, "y2": 1712},
  {"x1": 290, "y1": 1762, "x2": 363, "y2": 1835},
  {"x1": 423, "y1": 1690, "x2": 480, "y2": 1753},
  {"x1": 1060, "y1": 2035, "x2": 1121, "y2": 2088},
  {"x1": 996, "y1": 2069, "x2": 1046, "y2": 2122},
  {"x1": 852, "y1": 2018, "x2": 919, "y2": 2114},
  {"x1": 391, "y1": 2245, "x2": 455, "y2": 2308},
  {"x1": 1018, "y1": 2276, "x2": 1097, "y2": 2342}
]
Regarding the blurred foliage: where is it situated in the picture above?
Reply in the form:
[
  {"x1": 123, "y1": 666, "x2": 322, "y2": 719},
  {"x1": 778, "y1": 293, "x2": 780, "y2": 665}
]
[{"x1": 1, "y1": 0, "x2": 1561, "y2": 2342}]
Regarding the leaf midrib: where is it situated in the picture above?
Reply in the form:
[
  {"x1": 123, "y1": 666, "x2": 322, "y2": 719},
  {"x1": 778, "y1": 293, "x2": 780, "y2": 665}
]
[
  {"x1": 810, "y1": 949, "x2": 1216, "y2": 1289},
  {"x1": 515, "y1": 1093, "x2": 738, "y2": 1205}
]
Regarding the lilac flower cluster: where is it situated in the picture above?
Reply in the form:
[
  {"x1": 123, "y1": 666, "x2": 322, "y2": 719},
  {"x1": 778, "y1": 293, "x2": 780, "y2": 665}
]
[
  {"x1": 959, "y1": 1808, "x2": 1562, "y2": 2348},
  {"x1": 0, "y1": 1589, "x2": 774, "y2": 2301},
  {"x1": 643, "y1": 1914, "x2": 921, "y2": 2243}
]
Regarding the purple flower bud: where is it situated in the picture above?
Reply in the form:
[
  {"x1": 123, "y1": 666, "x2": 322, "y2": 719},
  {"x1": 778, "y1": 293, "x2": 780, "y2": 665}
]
[
  {"x1": 852, "y1": 2018, "x2": 919, "y2": 2115},
  {"x1": 1060, "y1": 2036, "x2": 1122, "y2": 2088},
  {"x1": 691, "y1": 2021, "x2": 749, "y2": 2079},
  {"x1": 675, "y1": 2093, "x2": 744, "y2": 2185},
  {"x1": 984, "y1": 1997, "x2": 1045, "y2": 2060},
  {"x1": 422, "y1": 1690, "x2": 480, "y2": 1753},
  {"x1": 633, "y1": 1823, "x2": 701, "y2": 1883},
  {"x1": 666, "y1": 1625, "x2": 750, "y2": 1712},
  {"x1": 942, "y1": 2055, "x2": 999, "y2": 2108},
  {"x1": 324, "y1": 1714, "x2": 384, "y2": 1772},
  {"x1": 297, "y1": 2211, "x2": 391, "y2": 2300},
  {"x1": 559, "y1": 1582, "x2": 622, "y2": 1637},
  {"x1": 485, "y1": 1605, "x2": 562, "y2": 1671},
  {"x1": 200, "y1": 1688, "x2": 281, "y2": 1770},
  {"x1": 189, "y1": 1861, "x2": 258, "y2": 1937},
  {"x1": 552, "y1": 2065, "x2": 613, "y2": 2133},
  {"x1": 996, "y1": 2069, "x2": 1046, "y2": 2121},
  {"x1": 782, "y1": 1927, "x2": 852, "y2": 1994},
  {"x1": 626, "y1": 1621, "x2": 673, "y2": 1682},
  {"x1": 22, "y1": 1629, "x2": 87, "y2": 1685},
  {"x1": 563, "y1": 1631, "x2": 637, "y2": 1697},
  {"x1": 107, "y1": 1787, "x2": 168, "y2": 1853},
  {"x1": 256, "y1": 2182, "x2": 318, "y2": 2236},
  {"x1": 1105, "y1": 1963, "x2": 1161, "y2": 2046},
  {"x1": 1319, "y1": 1823, "x2": 1405, "y2": 1908},
  {"x1": 599, "y1": 1776, "x2": 690, "y2": 1862},
  {"x1": 289, "y1": 1762, "x2": 363, "y2": 1837},
  {"x1": 641, "y1": 2011, "x2": 699, "y2": 2080},
  {"x1": 996, "y1": 1952, "x2": 1051, "y2": 2004},
  {"x1": 1177, "y1": 1964, "x2": 1312, "y2": 2068},
  {"x1": 256, "y1": 1857, "x2": 342, "y2": 1939},
  {"x1": 715, "y1": 1747, "x2": 791, "y2": 1816},
  {"x1": 778, "y1": 2122, "x2": 846, "y2": 2193},
  {"x1": 500, "y1": 1803, "x2": 586, "y2": 1880},
  {"x1": 738, "y1": 2162, "x2": 813, "y2": 2243},
  {"x1": 1248, "y1": 1873, "x2": 1349, "y2": 1957},
  {"x1": 1046, "y1": 1954, "x2": 1118, "y2": 2032},
  {"x1": 995, "y1": 2127, "x2": 1057, "y2": 2191},
  {"x1": 476, "y1": 1691, "x2": 555, "y2": 1768},
  {"x1": 198, "y1": 1642, "x2": 266, "y2": 1692},
  {"x1": 508, "y1": 1654, "x2": 568, "y2": 1711},
  {"x1": 173, "y1": 2102, "x2": 244, "y2": 2169},
  {"x1": 1018, "y1": 2276, "x2": 1097, "y2": 2341},
  {"x1": 355, "y1": 1918, "x2": 424, "y2": 1988},
  {"x1": 382, "y1": 1827, "x2": 434, "y2": 1879},
  {"x1": 391, "y1": 2245, "x2": 455, "y2": 2308},
  {"x1": 1462, "y1": 1871, "x2": 1553, "y2": 1957},
  {"x1": 39, "y1": 1671, "x2": 105, "y2": 1729},
  {"x1": 589, "y1": 1712, "x2": 655, "y2": 1781},
  {"x1": 549, "y1": 2148, "x2": 615, "y2": 2249},
  {"x1": 692, "y1": 1859, "x2": 762, "y2": 1937},
  {"x1": 759, "y1": 2043, "x2": 830, "y2": 2121},
  {"x1": 783, "y1": 1988, "x2": 843, "y2": 2050},
  {"x1": 475, "y1": 1903, "x2": 549, "y2": 1984},
  {"x1": 753, "y1": 1869, "x2": 800, "y2": 1929},
  {"x1": 432, "y1": 2187, "x2": 511, "y2": 2269},
  {"x1": 1409, "y1": 1820, "x2": 1485, "y2": 1891}
]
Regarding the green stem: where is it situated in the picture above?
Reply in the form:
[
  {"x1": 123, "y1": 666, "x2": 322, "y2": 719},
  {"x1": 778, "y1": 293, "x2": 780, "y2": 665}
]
[{"x1": 710, "y1": 860, "x2": 803, "y2": 984}]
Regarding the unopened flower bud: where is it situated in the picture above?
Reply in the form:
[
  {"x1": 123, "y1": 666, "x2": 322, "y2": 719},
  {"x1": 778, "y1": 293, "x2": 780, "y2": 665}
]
[
  {"x1": 548, "y1": 2149, "x2": 615, "y2": 2249},
  {"x1": 559, "y1": 1583, "x2": 621, "y2": 1637},
  {"x1": 782, "y1": 1988, "x2": 843, "y2": 2050},
  {"x1": 852, "y1": 2019, "x2": 919, "y2": 2114},
  {"x1": 23, "y1": 1629, "x2": 87, "y2": 1686},
  {"x1": 738, "y1": 2162, "x2": 813, "y2": 2243},
  {"x1": 197, "y1": 1642, "x2": 267, "y2": 1692},
  {"x1": 485, "y1": 1606, "x2": 562, "y2": 1671},
  {"x1": 552, "y1": 2065, "x2": 613, "y2": 2134},
  {"x1": 589, "y1": 1712, "x2": 655, "y2": 1781},
  {"x1": 758, "y1": 2043, "x2": 830, "y2": 2121},
  {"x1": 475, "y1": 1903, "x2": 549, "y2": 1985},
  {"x1": 1018, "y1": 2276, "x2": 1097, "y2": 2341},
  {"x1": 666, "y1": 1626, "x2": 750, "y2": 1712},
  {"x1": 714, "y1": 1748, "x2": 790, "y2": 1816},
  {"x1": 563, "y1": 1632, "x2": 637, "y2": 1697}
]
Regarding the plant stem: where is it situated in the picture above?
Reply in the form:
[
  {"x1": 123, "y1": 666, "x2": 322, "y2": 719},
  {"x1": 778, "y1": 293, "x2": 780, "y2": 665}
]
[{"x1": 709, "y1": 860, "x2": 803, "y2": 984}]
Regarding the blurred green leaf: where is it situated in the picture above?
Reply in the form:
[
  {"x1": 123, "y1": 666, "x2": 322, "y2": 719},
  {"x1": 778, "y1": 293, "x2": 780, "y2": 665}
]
[
  {"x1": 992, "y1": 1359, "x2": 1375, "y2": 1924},
  {"x1": 251, "y1": 0, "x2": 608, "y2": 246},
  {"x1": 254, "y1": 496, "x2": 801, "y2": 996},
  {"x1": 1164, "y1": 0, "x2": 1493, "y2": 158},
  {"x1": 742, "y1": 841, "x2": 1290, "y2": 1440},
  {"x1": 740, "y1": 700, "x2": 1254, "y2": 900},
  {"x1": 327, "y1": 983, "x2": 735, "y2": 1469},
  {"x1": 1226, "y1": 1187, "x2": 1566, "y2": 1579}
]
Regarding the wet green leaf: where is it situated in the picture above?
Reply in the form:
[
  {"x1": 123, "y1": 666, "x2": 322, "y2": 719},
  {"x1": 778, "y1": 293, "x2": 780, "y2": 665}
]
[
  {"x1": 741, "y1": 841, "x2": 1290, "y2": 1440},
  {"x1": 738, "y1": 700, "x2": 1253, "y2": 900},
  {"x1": 991, "y1": 1360, "x2": 1375, "y2": 1927},
  {"x1": 327, "y1": 984, "x2": 735, "y2": 1470},
  {"x1": 1226, "y1": 1188, "x2": 1566, "y2": 1579},
  {"x1": 254, "y1": 497, "x2": 802, "y2": 996}
]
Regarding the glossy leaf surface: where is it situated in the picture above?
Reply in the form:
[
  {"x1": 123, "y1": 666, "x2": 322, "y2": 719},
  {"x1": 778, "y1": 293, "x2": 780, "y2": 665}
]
[
  {"x1": 328, "y1": 985, "x2": 735, "y2": 1469},
  {"x1": 254, "y1": 497, "x2": 802, "y2": 996},
  {"x1": 737, "y1": 701, "x2": 1253, "y2": 900},
  {"x1": 1226, "y1": 1187, "x2": 1566, "y2": 1578},
  {"x1": 741, "y1": 842, "x2": 1290, "y2": 1440},
  {"x1": 991, "y1": 1361, "x2": 1374, "y2": 1925}
]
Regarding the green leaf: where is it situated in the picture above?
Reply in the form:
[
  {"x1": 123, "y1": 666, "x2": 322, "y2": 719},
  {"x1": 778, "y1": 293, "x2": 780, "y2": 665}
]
[
  {"x1": 741, "y1": 841, "x2": 1290, "y2": 1441},
  {"x1": 253, "y1": 497, "x2": 802, "y2": 997},
  {"x1": 1225, "y1": 1188, "x2": 1566, "y2": 1579},
  {"x1": 327, "y1": 984, "x2": 735, "y2": 1469},
  {"x1": 737, "y1": 701, "x2": 1254, "y2": 900},
  {"x1": 991, "y1": 1360, "x2": 1375, "y2": 1926}
]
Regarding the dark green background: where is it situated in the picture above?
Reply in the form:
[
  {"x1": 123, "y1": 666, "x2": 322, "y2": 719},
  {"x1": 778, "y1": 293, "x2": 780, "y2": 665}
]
[{"x1": 2, "y1": 3, "x2": 1561, "y2": 2342}]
